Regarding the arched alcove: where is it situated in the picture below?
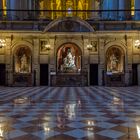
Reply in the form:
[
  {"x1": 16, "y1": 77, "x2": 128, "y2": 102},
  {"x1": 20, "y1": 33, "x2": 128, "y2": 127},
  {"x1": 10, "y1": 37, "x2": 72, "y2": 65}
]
[
  {"x1": 57, "y1": 43, "x2": 82, "y2": 73},
  {"x1": 14, "y1": 46, "x2": 31, "y2": 74},
  {"x1": 106, "y1": 46, "x2": 124, "y2": 74}
]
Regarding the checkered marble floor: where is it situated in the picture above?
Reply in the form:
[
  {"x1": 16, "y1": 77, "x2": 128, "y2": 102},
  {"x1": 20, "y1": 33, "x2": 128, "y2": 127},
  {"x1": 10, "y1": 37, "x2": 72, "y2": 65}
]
[{"x1": 0, "y1": 86, "x2": 140, "y2": 139}]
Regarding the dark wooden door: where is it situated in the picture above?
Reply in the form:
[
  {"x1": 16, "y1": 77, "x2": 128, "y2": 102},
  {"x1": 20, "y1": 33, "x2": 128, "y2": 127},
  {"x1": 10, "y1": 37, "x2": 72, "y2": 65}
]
[
  {"x1": 132, "y1": 64, "x2": 138, "y2": 85},
  {"x1": 90, "y1": 64, "x2": 98, "y2": 85},
  {"x1": 40, "y1": 64, "x2": 48, "y2": 86},
  {"x1": 0, "y1": 64, "x2": 6, "y2": 85}
]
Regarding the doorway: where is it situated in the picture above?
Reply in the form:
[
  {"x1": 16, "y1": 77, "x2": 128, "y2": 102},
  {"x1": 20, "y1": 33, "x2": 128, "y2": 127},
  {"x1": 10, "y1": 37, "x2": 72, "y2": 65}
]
[
  {"x1": 40, "y1": 64, "x2": 48, "y2": 86},
  {"x1": 0, "y1": 64, "x2": 6, "y2": 85},
  {"x1": 132, "y1": 64, "x2": 138, "y2": 85},
  {"x1": 90, "y1": 64, "x2": 98, "y2": 85}
]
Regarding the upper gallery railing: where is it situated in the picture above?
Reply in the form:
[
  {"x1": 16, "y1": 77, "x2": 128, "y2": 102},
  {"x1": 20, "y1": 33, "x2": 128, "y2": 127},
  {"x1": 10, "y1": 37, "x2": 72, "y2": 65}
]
[{"x1": 0, "y1": 9, "x2": 139, "y2": 21}]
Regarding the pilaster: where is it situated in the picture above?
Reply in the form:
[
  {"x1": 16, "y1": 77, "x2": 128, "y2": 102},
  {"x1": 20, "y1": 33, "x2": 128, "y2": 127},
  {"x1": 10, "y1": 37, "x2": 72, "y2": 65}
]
[
  {"x1": 125, "y1": 38, "x2": 132, "y2": 86},
  {"x1": 83, "y1": 38, "x2": 89, "y2": 66},
  {"x1": 138, "y1": 64, "x2": 140, "y2": 86},
  {"x1": 5, "y1": 37, "x2": 12, "y2": 86},
  {"x1": 49, "y1": 39, "x2": 55, "y2": 70},
  {"x1": 98, "y1": 39, "x2": 105, "y2": 86},
  {"x1": 49, "y1": 38, "x2": 55, "y2": 86},
  {"x1": 33, "y1": 39, "x2": 39, "y2": 86}
]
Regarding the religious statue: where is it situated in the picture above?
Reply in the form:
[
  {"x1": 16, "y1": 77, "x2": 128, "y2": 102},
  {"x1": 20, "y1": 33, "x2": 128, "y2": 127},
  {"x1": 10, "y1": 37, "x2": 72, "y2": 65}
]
[
  {"x1": 62, "y1": 48, "x2": 76, "y2": 72},
  {"x1": 20, "y1": 54, "x2": 29, "y2": 73},
  {"x1": 110, "y1": 54, "x2": 118, "y2": 72}
]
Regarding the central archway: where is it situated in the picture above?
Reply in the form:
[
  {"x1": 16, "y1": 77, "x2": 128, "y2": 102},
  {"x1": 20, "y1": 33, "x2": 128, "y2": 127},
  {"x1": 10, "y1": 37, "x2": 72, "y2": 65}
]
[{"x1": 57, "y1": 43, "x2": 82, "y2": 74}]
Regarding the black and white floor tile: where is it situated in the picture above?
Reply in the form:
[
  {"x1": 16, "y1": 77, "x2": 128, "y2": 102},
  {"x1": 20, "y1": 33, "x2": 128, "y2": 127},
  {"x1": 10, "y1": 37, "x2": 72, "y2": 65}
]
[{"x1": 0, "y1": 86, "x2": 139, "y2": 139}]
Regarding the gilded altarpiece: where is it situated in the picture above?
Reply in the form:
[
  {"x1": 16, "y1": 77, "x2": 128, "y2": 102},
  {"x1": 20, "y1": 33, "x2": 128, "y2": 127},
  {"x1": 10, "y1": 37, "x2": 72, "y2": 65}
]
[{"x1": 39, "y1": 0, "x2": 89, "y2": 19}]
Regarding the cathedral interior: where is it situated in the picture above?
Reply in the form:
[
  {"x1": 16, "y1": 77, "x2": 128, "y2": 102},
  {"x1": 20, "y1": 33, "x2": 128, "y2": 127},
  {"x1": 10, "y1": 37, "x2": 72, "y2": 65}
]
[
  {"x1": 0, "y1": 0, "x2": 139, "y2": 87},
  {"x1": 1, "y1": 1, "x2": 140, "y2": 140}
]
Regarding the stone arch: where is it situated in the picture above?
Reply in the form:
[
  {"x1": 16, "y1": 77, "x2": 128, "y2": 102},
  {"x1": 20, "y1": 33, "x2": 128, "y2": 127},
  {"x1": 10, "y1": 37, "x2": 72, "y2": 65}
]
[
  {"x1": 55, "y1": 37, "x2": 84, "y2": 54},
  {"x1": 12, "y1": 40, "x2": 33, "y2": 54},
  {"x1": 44, "y1": 17, "x2": 94, "y2": 32},
  {"x1": 105, "y1": 41, "x2": 126, "y2": 54},
  {"x1": 56, "y1": 42, "x2": 82, "y2": 73}
]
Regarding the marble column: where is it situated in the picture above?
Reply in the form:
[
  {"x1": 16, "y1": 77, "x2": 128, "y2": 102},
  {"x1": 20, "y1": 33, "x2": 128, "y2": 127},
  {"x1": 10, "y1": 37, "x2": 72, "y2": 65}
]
[
  {"x1": 102, "y1": 0, "x2": 109, "y2": 19},
  {"x1": 9, "y1": 0, "x2": 16, "y2": 17},
  {"x1": 28, "y1": 0, "x2": 34, "y2": 10},
  {"x1": 26, "y1": 0, "x2": 36, "y2": 19},
  {"x1": 17, "y1": 0, "x2": 29, "y2": 20},
  {"x1": 28, "y1": 0, "x2": 32, "y2": 18},
  {"x1": 30, "y1": 0, "x2": 36, "y2": 18},
  {"x1": 8, "y1": 0, "x2": 31, "y2": 20},
  {"x1": 7, "y1": 0, "x2": 24, "y2": 20},
  {"x1": 119, "y1": 0, "x2": 131, "y2": 20},
  {"x1": 102, "y1": 0, "x2": 118, "y2": 20},
  {"x1": 108, "y1": 0, "x2": 118, "y2": 20},
  {"x1": 119, "y1": 0, "x2": 125, "y2": 20},
  {"x1": 135, "y1": 0, "x2": 140, "y2": 20}
]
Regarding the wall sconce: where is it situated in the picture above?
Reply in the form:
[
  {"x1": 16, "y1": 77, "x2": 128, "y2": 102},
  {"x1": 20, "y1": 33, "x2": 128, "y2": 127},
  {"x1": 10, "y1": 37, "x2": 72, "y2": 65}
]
[
  {"x1": 87, "y1": 41, "x2": 97, "y2": 51},
  {"x1": 45, "y1": 44, "x2": 51, "y2": 51},
  {"x1": 87, "y1": 44, "x2": 93, "y2": 50},
  {"x1": 0, "y1": 39, "x2": 6, "y2": 48},
  {"x1": 135, "y1": 40, "x2": 140, "y2": 49}
]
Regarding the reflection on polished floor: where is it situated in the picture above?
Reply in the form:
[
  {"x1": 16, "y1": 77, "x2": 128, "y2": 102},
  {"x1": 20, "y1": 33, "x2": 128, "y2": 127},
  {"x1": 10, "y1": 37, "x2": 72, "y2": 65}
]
[{"x1": 0, "y1": 86, "x2": 140, "y2": 139}]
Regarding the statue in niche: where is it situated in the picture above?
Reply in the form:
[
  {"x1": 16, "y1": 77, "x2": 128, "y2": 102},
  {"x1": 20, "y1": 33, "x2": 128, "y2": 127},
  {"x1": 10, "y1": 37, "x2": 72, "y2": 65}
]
[
  {"x1": 20, "y1": 54, "x2": 29, "y2": 73},
  {"x1": 110, "y1": 54, "x2": 118, "y2": 71},
  {"x1": 15, "y1": 54, "x2": 30, "y2": 73},
  {"x1": 61, "y1": 48, "x2": 76, "y2": 72},
  {"x1": 14, "y1": 46, "x2": 31, "y2": 74},
  {"x1": 109, "y1": 54, "x2": 119, "y2": 72},
  {"x1": 106, "y1": 47, "x2": 124, "y2": 74}
]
